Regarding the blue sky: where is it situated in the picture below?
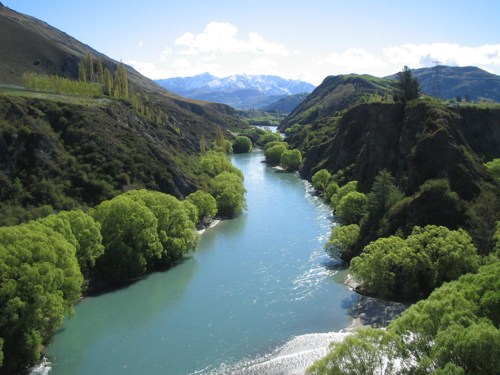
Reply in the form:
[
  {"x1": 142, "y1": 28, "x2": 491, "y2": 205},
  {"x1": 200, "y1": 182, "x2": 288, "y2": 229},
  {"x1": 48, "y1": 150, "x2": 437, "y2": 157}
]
[{"x1": 4, "y1": 0, "x2": 500, "y2": 84}]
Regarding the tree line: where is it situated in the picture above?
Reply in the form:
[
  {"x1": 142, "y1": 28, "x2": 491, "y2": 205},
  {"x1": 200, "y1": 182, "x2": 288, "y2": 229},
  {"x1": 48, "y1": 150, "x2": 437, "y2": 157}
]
[
  {"x1": 22, "y1": 53, "x2": 129, "y2": 99},
  {"x1": 0, "y1": 149, "x2": 246, "y2": 373}
]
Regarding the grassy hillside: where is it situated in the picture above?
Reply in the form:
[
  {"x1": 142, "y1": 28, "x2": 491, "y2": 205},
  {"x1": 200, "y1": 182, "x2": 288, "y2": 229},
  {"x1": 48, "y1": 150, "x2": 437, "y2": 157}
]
[
  {"x1": 0, "y1": 4, "x2": 247, "y2": 225},
  {"x1": 278, "y1": 74, "x2": 394, "y2": 131}
]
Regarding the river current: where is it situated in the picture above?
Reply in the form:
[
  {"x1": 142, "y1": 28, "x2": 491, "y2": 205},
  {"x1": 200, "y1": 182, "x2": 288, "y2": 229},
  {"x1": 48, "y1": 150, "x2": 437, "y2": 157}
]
[{"x1": 36, "y1": 150, "x2": 360, "y2": 375}]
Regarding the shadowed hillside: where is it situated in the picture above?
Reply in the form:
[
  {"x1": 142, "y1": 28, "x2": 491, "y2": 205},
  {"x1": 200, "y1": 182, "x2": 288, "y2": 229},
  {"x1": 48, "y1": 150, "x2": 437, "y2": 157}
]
[{"x1": 0, "y1": 4, "x2": 247, "y2": 225}]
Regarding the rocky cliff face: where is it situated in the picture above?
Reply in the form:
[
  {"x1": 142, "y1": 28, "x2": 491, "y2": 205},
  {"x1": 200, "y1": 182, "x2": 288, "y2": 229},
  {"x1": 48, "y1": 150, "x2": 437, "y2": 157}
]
[
  {"x1": 300, "y1": 102, "x2": 499, "y2": 197},
  {"x1": 294, "y1": 101, "x2": 500, "y2": 257}
]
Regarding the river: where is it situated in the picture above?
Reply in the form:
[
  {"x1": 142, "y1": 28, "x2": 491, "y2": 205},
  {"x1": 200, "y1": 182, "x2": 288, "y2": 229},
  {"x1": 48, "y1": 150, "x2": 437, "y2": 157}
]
[{"x1": 39, "y1": 150, "x2": 361, "y2": 375}]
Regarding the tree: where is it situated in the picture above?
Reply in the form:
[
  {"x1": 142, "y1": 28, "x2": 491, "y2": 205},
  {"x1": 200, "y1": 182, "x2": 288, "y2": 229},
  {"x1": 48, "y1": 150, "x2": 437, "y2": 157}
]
[
  {"x1": 311, "y1": 169, "x2": 331, "y2": 192},
  {"x1": 324, "y1": 181, "x2": 340, "y2": 202},
  {"x1": 78, "y1": 60, "x2": 87, "y2": 82},
  {"x1": 362, "y1": 170, "x2": 403, "y2": 231},
  {"x1": 307, "y1": 328, "x2": 400, "y2": 375},
  {"x1": 114, "y1": 62, "x2": 128, "y2": 99},
  {"x1": 103, "y1": 67, "x2": 113, "y2": 96},
  {"x1": 186, "y1": 190, "x2": 218, "y2": 224},
  {"x1": 57, "y1": 210, "x2": 104, "y2": 278},
  {"x1": 351, "y1": 225, "x2": 481, "y2": 300},
  {"x1": 326, "y1": 224, "x2": 359, "y2": 258},
  {"x1": 232, "y1": 136, "x2": 253, "y2": 153},
  {"x1": 215, "y1": 126, "x2": 226, "y2": 153},
  {"x1": 200, "y1": 134, "x2": 207, "y2": 154},
  {"x1": 264, "y1": 144, "x2": 287, "y2": 165},
  {"x1": 330, "y1": 181, "x2": 358, "y2": 208},
  {"x1": 336, "y1": 191, "x2": 368, "y2": 224},
  {"x1": 0, "y1": 222, "x2": 83, "y2": 372},
  {"x1": 209, "y1": 172, "x2": 246, "y2": 217},
  {"x1": 96, "y1": 58, "x2": 104, "y2": 84},
  {"x1": 92, "y1": 195, "x2": 162, "y2": 284},
  {"x1": 84, "y1": 53, "x2": 94, "y2": 82},
  {"x1": 484, "y1": 158, "x2": 500, "y2": 180},
  {"x1": 280, "y1": 149, "x2": 302, "y2": 171},
  {"x1": 395, "y1": 66, "x2": 420, "y2": 103},
  {"x1": 123, "y1": 190, "x2": 199, "y2": 264}
]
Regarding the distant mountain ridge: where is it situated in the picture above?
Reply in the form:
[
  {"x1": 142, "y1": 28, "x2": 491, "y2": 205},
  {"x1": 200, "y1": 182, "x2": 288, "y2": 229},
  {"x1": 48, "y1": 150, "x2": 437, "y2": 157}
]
[
  {"x1": 387, "y1": 65, "x2": 500, "y2": 102},
  {"x1": 156, "y1": 73, "x2": 315, "y2": 109}
]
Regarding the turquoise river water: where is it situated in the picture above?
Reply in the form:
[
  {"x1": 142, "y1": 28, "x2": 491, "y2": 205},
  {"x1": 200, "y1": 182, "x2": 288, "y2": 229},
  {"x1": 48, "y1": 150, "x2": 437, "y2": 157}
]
[{"x1": 37, "y1": 150, "x2": 360, "y2": 375}]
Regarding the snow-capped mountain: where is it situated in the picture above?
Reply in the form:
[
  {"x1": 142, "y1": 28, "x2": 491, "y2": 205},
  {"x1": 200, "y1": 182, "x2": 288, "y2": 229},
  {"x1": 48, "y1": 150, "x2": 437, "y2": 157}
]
[{"x1": 156, "y1": 73, "x2": 315, "y2": 109}]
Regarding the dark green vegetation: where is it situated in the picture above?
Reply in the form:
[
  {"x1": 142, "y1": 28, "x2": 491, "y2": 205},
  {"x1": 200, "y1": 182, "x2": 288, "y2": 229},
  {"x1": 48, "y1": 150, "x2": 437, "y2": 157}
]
[
  {"x1": 0, "y1": 160, "x2": 245, "y2": 372},
  {"x1": 296, "y1": 69, "x2": 499, "y2": 374},
  {"x1": 307, "y1": 260, "x2": 500, "y2": 375},
  {"x1": 232, "y1": 135, "x2": 253, "y2": 153},
  {"x1": 238, "y1": 109, "x2": 286, "y2": 127}
]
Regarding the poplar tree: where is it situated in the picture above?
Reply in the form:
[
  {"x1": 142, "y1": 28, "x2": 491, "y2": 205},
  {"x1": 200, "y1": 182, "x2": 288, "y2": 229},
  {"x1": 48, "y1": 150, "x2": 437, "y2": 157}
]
[
  {"x1": 103, "y1": 68, "x2": 113, "y2": 96},
  {"x1": 78, "y1": 61, "x2": 87, "y2": 82},
  {"x1": 114, "y1": 63, "x2": 128, "y2": 99},
  {"x1": 96, "y1": 58, "x2": 104, "y2": 84},
  {"x1": 215, "y1": 126, "x2": 225, "y2": 153},
  {"x1": 85, "y1": 53, "x2": 94, "y2": 82}
]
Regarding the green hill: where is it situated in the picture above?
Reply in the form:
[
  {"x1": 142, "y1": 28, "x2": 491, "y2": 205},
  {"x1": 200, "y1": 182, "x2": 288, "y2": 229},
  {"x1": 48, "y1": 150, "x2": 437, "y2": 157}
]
[
  {"x1": 281, "y1": 73, "x2": 500, "y2": 258},
  {"x1": 0, "y1": 4, "x2": 246, "y2": 225}
]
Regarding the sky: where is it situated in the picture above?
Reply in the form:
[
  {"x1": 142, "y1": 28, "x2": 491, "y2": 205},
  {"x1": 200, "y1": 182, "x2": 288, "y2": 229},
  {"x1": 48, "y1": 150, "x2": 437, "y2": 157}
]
[{"x1": 4, "y1": 0, "x2": 500, "y2": 85}]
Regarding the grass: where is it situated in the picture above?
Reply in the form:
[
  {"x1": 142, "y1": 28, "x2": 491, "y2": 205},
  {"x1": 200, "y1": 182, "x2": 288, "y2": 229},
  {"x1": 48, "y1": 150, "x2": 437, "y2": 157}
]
[{"x1": 0, "y1": 84, "x2": 110, "y2": 106}]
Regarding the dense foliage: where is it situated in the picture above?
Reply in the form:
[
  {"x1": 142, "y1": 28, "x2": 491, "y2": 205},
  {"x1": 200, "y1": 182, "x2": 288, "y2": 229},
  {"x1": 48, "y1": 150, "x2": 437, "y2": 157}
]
[
  {"x1": 0, "y1": 222, "x2": 83, "y2": 372},
  {"x1": 351, "y1": 225, "x2": 480, "y2": 300},
  {"x1": 0, "y1": 173, "x2": 240, "y2": 371},
  {"x1": 308, "y1": 261, "x2": 500, "y2": 374},
  {"x1": 336, "y1": 191, "x2": 368, "y2": 225},
  {"x1": 311, "y1": 169, "x2": 331, "y2": 192},
  {"x1": 209, "y1": 172, "x2": 246, "y2": 217},
  {"x1": 280, "y1": 149, "x2": 302, "y2": 171},
  {"x1": 232, "y1": 136, "x2": 253, "y2": 153},
  {"x1": 325, "y1": 224, "x2": 359, "y2": 258},
  {"x1": 186, "y1": 190, "x2": 218, "y2": 224},
  {"x1": 394, "y1": 65, "x2": 420, "y2": 102}
]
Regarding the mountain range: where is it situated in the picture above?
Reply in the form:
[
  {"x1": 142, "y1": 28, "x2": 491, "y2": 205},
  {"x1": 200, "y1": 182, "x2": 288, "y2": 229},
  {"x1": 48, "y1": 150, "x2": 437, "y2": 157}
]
[{"x1": 156, "y1": 73, "x2": 315, "y2": 110}]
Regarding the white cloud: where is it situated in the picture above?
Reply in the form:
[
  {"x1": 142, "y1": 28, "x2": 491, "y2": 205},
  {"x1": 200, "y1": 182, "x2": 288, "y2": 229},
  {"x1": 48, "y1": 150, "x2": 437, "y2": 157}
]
[
  {"x1": 139, "y1": 40, "x2": 143, "y2": 48},
  {"x1": 171, "y1": 58, "x2": 192, "y2": 69},
  {"x1": 318, "y1": 48, "x2": 386, "y2": 70},
  {"x1": 384, "y1": 43, "x2": 500, "y2": 68},
  {"x1": 175, "y1": 22, "x2": 289, "y2": 56},
  {"x1": 159, "y1": 47, "x2": 172, "y2": 62},
  {"x1": 126, "y1": 60, "x2": 171, "y2": 79}
]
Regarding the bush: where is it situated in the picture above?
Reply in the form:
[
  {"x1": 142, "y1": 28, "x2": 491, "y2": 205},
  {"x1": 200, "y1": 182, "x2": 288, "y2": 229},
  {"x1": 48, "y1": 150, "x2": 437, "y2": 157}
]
[
  {"x1": 326, "y1": 224, "x2": 359, "y2": 258},
  {"x1": 186, "y1": 190, "x2": 218, "y2": 223},
  {"x1": 336, "y1": 191, "x2": 368, "y2": 225},
  {"x1": 311, "y1": 169, "x2": 331, "y2": 192},
  {"x1": 280, "y1": 149, "x2": 302, "y2": 171},
  {"x1": 324, "y1": 181, "x2": 340, "y2": 202},
  {"x1": 265, "y1": 144, "x2": 288, "y2": 165},
  {"x1": 330, "y1": 180, "x2": 358, "y2": 208},
  {"x1": 351, "y1": 225, "x2": 481, "y2": 300},
  {"x1": 232, "y1": 136, "x2": 252, "y2": 153},
  {"x1": 209, "y1": 172, "x2": 246, "y2": 218}
]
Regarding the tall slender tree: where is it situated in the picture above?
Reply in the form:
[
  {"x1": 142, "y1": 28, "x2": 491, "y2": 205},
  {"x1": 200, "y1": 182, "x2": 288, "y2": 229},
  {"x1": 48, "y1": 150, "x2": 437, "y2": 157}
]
[
  {"x1": 103, "y1": 68, "x2": 113, "y2": 96},
  {"x1": 395, "y1": 66, "x2": 420, "y2": 103},
  {"x1": 84, "y1": 53, "x2": 94, "y2": 82},
  {"x1": 78, "y1": 61, "x2": 87, "y2": 82},
  {"x1": 96, "y1": 58, "x2": 104, "y2": 84},
  {"x1": 114, "y1": 63, "x2": 128, "y2": 99}
]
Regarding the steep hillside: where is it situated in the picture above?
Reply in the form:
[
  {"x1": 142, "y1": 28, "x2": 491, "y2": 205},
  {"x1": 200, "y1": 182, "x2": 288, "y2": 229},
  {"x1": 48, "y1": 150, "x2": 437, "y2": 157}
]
[
  {"x1": 262, "y1": 93, "x2": 309, "y2": 114},
  {"x1": 387, "y1": 65, "x2": 500, "y2": 102},
  {"x1": 156, "y1": 73, "x2": 315, "y2": 109},
  {"x1": 278, "y1": 74, "x2": 394, "y2": 131},
  {"x1": 292, "y1": 100, "x2": 500, "y2": 256},
  {"x1": 0, "y1": 4, "x2": 246, "y2": 225}
]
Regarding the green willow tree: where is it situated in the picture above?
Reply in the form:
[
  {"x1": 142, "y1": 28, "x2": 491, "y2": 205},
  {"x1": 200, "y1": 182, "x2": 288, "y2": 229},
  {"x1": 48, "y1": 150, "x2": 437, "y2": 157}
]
[
  {"x1": 209, "y1": 172, "x2": 246, "y2": 217},
  {"x1": 103, "y1": 67, "x2": 113, "y2": 96},
  {"x1": 186, "y1": 190, "x2": 218, "y2": 224},
  {"x1": 0, "y1": 222, "x2": 83, "y2": 372},
  {"x1": 280, "y1": 149, "x2": 302, "y2": 171},
  {"x1": 312, "y1": 169, "x2": 331, "y2": 192},
  {"x1": 91, "y1": 195, "x2": 162, "y2": 285}
]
